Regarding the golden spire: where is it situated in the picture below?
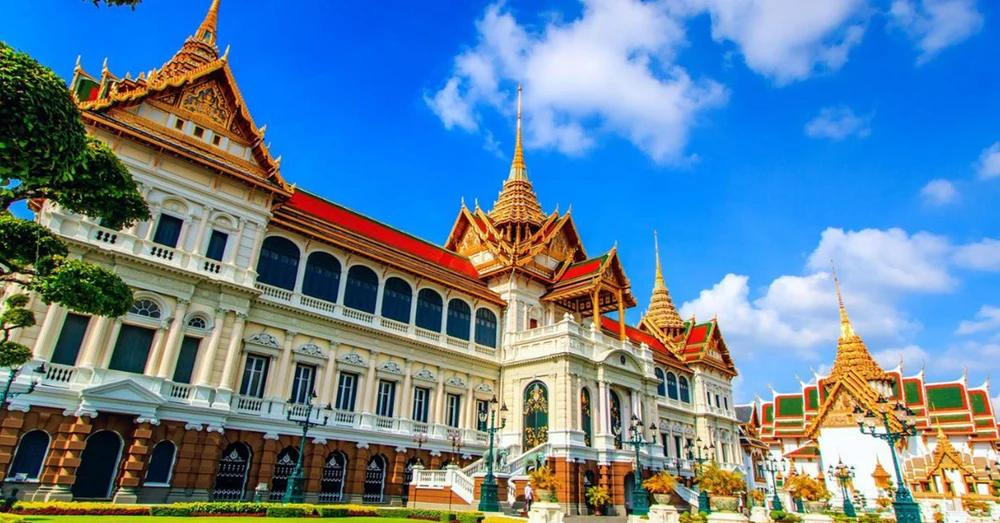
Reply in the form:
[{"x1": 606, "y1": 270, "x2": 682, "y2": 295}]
[
  {"x1": 196, "y1": 0, "x2": 221, "y2": 46},
  {"x1": 509, "y1": 84, "x2": 527, "y2": 181},
  {"x1": 158, "y1": 0, "x2": 222, "y2": 80},
  {"x1": 643, "y1": 231, "x2": 685, "y2": 335},
  {"x1": 489, "y1": 85, "x2": 546, "y2": 228},
  {"x1": 827, "y1": 263, "x2": 890, "y2": 384},
  {"x1": 832, "y1": 261, "x2": 856, "y2": 340}
]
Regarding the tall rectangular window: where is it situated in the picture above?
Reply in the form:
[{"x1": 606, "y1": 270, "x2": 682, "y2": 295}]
[
  {"x1": 715, "y1": 394, "x2": 721, "y2": 408},
  {"x1": 290, "y1": 364, "x2": 316, "y2": 404},
  {"x1": 205, "y1": 230, "x2": 229, "y2": 261},
  {"x1": 50, "y1": 313, "x2": 91, "y2": 366},
  {"x1": 335, "y1": 373, "x2": 358, "y2": 412},
  {"x1": 239, "y1": 354, "x2": 269, "y2": 398},
  {"x1": 376, "y1": 380, "x2": 396, "y2": 417},
  {"x1": 412, "y1": 387, "x2": 430, "y2": 423},
  {"x1": 674, "y1": 435, "x2": 682, "y2": 459},
  {"x1": 108, "y1": 324, "x2": 156, "y2": 374},
  {"x1": 171, "y1": 336, "x2": 200, "y2": 384},
  {"x1": 152, "y1": 214, "x2": 184, "y2": 248},
  {"x1": 446, "y1": 394, "x2": 461, "y2": 428},
  {"x1": 476, "y1": 400, "x2": 489, "y2": 432},
  {"x1": 723, "y1": 397, "x2": 729, "y2": 410}
]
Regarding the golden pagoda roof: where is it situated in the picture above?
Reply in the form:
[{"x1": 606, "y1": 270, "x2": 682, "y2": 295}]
[
  {"x1": 927, "y1": 424, "x2": 974, "y2": 476},
  {"x1": 489, "y1": 86, "x2": 546, "y2": 226},
  {"x1": 642, "y1": 231, "x2": 686, "y2": 333},
  {"x1": 159, "y1": 0, "x2": 221, "y2": 80},
  {"x1": 826, "y1": 265, "x2": 892, "y2": 384},
  {"x1": 872, "y1": 458, "x2": 891, "y2": 482}
]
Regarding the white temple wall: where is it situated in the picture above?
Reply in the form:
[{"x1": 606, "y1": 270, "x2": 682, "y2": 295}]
[{"x1": 817, "y1": 426, "x2": 896, "y2": 501}]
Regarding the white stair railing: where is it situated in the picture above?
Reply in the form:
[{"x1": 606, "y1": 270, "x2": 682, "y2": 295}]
[{"x1": 673, "y1": 484, "x2": 700, "y2": 507}]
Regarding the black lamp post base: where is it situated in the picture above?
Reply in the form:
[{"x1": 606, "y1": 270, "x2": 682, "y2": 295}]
[
  {"x1": 478, "y1": 482, "x2": 499, "y2": 512},
  {"x1": 893, "y1": 499, "x2": 923, "y2": 523},
  {"x1": 282, "y1": 474, "x2": 305, "y2": 504},
  {"x1": 631, "y1": 485, "x2": 650, "y2": 516},
  {"x1": 698, "y1": 490, "x2": 711, "y2": 514}
]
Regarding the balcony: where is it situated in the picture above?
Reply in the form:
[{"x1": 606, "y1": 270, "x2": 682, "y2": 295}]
[
  {"x1": 254, "y1": 282, "x2": 498, "y2": 360},
  {"x1": 60, "y1": 219, "x2": 253, "y2": 288}
]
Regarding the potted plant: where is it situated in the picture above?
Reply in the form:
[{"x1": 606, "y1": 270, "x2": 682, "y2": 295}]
[
  {"x1": 528, "y1": 466, "x2": 561, "y2": 502},
  {"x1": 783, "y1": 474, "x2": 830, "y2": 513},
  {"x1": 644, "y1": 471, "x2": 678, "y2": 504},
  {"x1": 695, "y1": 461, "x2": 746, "y2": 511},
  {"x1": 874, "y1": 496, "x2": 892, "y2": 512},
  {"x1": 749, "y1": 489, "x2": 766, "y2": 506},
  {"x1": 586, "y1": 486, "x2": 611, "y2": 515}
]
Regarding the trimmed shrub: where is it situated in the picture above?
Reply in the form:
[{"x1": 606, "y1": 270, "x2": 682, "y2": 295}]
[
  {"x1": 457, "y1": 511, "x2": 484, "y2": 523},
  {"x1": 318, "y1": 507, "x2": 350, "y2": 518},
  {"x1": 151, "y1": 506, "x2": 193, "y2": 517},
  {"x1": 12, "y1": 501, "x2": 150, "y2": 516},
  {"x1": 0, "y1": 515, "x2": 23, "y2": 523},
  {"x1": 266, "y1": 507, "x2": 308, "y2": 518}
]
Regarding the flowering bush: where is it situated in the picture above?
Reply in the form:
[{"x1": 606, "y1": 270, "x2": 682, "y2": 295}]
[
  {"x1": 644, "y1": 471, "x2": 678, "y2": 494},
  {"x1": 12, "y1": 501, "x2": 150, "y2": 516},
  {"x1": 783, "y1": 474, "x2": 830, "y2": 502}
]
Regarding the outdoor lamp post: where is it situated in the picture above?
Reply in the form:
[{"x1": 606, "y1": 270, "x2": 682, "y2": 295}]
[
  {"x1": 686, "y1": 436, "x2": 716, "y2": 514},
  {"x1": 477, "y1": 395, "x2": 508, "y2": 512},
  {"x1": 614, "y1": 414, "x2": 657, "y2": 517},
  {"x1": 853, "y1": 398, "x2": 922, "y2": 523},
  {"x1": 762, "y1": 455, "x2": 787, "y2": 512},
  {"x1": 828, "y1": 459, "x2": 857, "y2": 518},
  {"x1": 282, "y1": 391, "x2": 332, "y2": 504},
  {"x1": 448, "y1": 429, "x2": 464, "y2": 467},
  {"x1": 0, "y1": 362, "x2": 46, "y2": 406},
  {"x1": 410, "y1": 433, "x2": 428, "y2": 508}
]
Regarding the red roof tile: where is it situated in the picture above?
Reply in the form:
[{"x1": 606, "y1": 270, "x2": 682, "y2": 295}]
[
  {"x1": 599, "y1": 316, "x2": 669, "y2": 353},
  {"x1": 560, "y1": 255, "x2": 607, "y2": 281},
  {"x1": 686, "y1": 325, "x2": 709, "y2": 344},
  {"x1": 287, "y1": 191, "x2": 480, "y2": 279}
]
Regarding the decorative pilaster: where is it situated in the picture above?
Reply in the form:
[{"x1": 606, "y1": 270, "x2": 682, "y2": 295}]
[
  {"x1": 32, "y1": 303, "x2": 66, "y2": 362},
  {"x1": 112, "y1": 420, "x2": 154, "y2": 503},
  {"x1": 217, "y1": 313, "x2": 247, "y2": 390},
  {"x1": 77, "y1": 316, "x2": 112, "y2": 369},
  {"x1": 0, "y1": 411, "x2": 26, "y2": 481},
  {"x1": 269, "y1": 330, "x2": 296, "y2": 400},
  {"x1": 194, "y1": 309, "x2": 228, "y2": 387},
  {"x1": 190, "y1": 205, "x2": 214, "y2": 253},
  {"x1": 156, "y1": 299, "x2": 191, "y2": 379},
  {"x1": 362, "y1": 353, "x2": 379, "y2": 413}
]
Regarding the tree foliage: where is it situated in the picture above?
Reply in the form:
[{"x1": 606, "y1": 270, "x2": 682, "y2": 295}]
[
  {"x1": 88, "y1": 0, "x2": 142, "y2": 8},
  {"x1": 0, "y1": 43, "x2": 150, "y2": 368}
]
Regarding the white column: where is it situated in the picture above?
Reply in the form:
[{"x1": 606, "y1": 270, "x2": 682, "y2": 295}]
[
  {"x1": 440, "y1": 301, "x2": 449, "y2": 338},
  {"x1": 363, "y1": 354, "x2": 379, "y2": 413},
  {"x1": 596, "y1": 380, "x2": 608, "y2": 435},
  {"x1": 269, "y1": 330, "x2": 296, "y2": 400},
  {"x1": 155, "y1": 299, "x2": 190, "y2": 379},
  {"x1": 225, "y1": 218, "x2": 248, "y2": 265},
  {"x1": 190, "y1": 205, "x2": 213, "y2": 253},
  {"x1": 78, "y1": 316, "x2": 113, "y2": 369},
  {"x1": 245, "y1": 221, "x2": 267, "y2": 272},
  {"x1": 218, "y1": 313, "x2": 247, "y2": 390},
  {"x1": 142, "y1": 205, "x2": 161, "y2": 242},
  {"x1": 408, "y1": 292, "x2": 419, "y2": 327},
  {"x1": 194, "y1": 309, "x2": 228, "y2": 386},
  {"x1": 373, "y1": 279, "x2": 385, "y2": 317},
  {"x1": 433, "y1": 366, "x2": 446, "y2": 424},
  {"x1": 101, "y1": 318, "x2": 126, "y2": 369},
  {"x1": 399, "y1": 360, "x2": 413, "y2": 420},
  {"x1": 32, "y1": 303, "x2": 66, "y2": 361},
  {"x1": 464, "y1": 377, "x2": 475, "y2": 428},
  {"x1": 318, "y1": 344, "x2": 339, "y2": 407}
]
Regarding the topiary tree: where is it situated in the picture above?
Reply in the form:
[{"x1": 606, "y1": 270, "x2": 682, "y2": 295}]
[{"x1": 0, "y1": 42, "x2": 149, "y2": 368}]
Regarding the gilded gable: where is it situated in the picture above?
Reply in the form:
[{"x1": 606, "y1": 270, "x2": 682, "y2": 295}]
[{"x1": 180, "y1": 80, "x2": 232, "y2": 127}]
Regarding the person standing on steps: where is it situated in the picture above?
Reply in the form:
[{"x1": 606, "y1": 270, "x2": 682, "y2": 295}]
[{"x1": 524, "y1": 483, "x2": 534, "y2": 512}]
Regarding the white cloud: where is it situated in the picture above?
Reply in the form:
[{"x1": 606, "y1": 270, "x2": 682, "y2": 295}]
[
  {"x1": 678, "y1": 227, "x2": 1000, "y2": 369},
  {"x1": 427, "y1": 0, "x2": 728, "y2": 163},
  {"x1": 920, "y1": 179, "x2": 958, "y2": 205},
  {"x1": 889, "y1": 0, "x2": 984, "y2": 64},
  {"x1": 953, "y1": 238, "x2": 1000, "y2": 271},
  {"x1": 956, "y1": 305, "x2": 1000, "y2": 335},
  {"x1": 679, "y1": 0, "x2": 870, "y2": 84},
  {"x1": 976, "y1": 142, "x2": 1000, "y2": 179},
  {"x1": 805, "y1": 106, "x2": 872, "y2": 140},
  {"x1": 871, "y1": 344, "x2": 931, "y2": 369}
]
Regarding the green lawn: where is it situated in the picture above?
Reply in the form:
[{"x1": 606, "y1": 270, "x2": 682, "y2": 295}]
[{"x1": 24, "y1": 518, "x2": 412, "y2": 523}]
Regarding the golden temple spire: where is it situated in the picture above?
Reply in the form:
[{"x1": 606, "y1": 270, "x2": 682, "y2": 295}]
[
  {"x1": 489, "y1": 85, "x2": 546, "y2": 228},
  {"x1": 196, "y1": 0, "x2": 221, "y2": 46},
  {"x1": 509, "y1": 84, "x2": 527, "y2": 181},
  {"x1": 832, "y1": 261, "x2": 856, "y2": 340},
  {"x1": 643, "y1": 231, "x2": 685, "y2": 335}
]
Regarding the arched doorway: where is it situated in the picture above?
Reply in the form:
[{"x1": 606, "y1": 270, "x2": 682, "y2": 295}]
[
  {"x1": 320, "y1": 451, "x2": 348, "y2": 503},
  {"x1": 401, "y1": 457, "x2": 420, "y2": 505},
  {"x1": 269, "y1": 447, "x2": 299, "y2": 501},
  {"x1": 212, "y1": 443, "x2": 252, "y2": 501},
  {"x1": 71, "y1": 430, "x2": 123, "y2": 499},
  {"x1": 523, "y1": 381, "x2": 548, "y2": 449},
  {"x1": 363, "y1": 455, "x2": 387, "y2": 503},
  {"x1": 623, "y1": 472, "x2": 635, "y2": 514}
]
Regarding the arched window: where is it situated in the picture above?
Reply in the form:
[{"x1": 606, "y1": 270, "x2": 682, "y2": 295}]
[
  {"x1": 71, "y1": 430, "x2": 123, "y2": 499},
  {"x1": 302, "y1": 252, "x2": 341, "y2": 303},
  {"x1": 381, "y1": 277, "x2": 412, "y2": 323},
  {"x1": 655, "y1": 368, "x2": 666, "y2": 397},
  {"x1": 581, "y1": 388, "x2": 593, "y2": 447},
  {"x1": 523, "y1": 381, "x2": 549, "y2": 448},
  {"x1": 667, "y1": 372, "x2": 679, "y2": 400},
  {"x1": 320, "y1": 451, "x2": 348, "y2": 503},
  {"x1": 186, "y1": 316, "x2": 207, "y2": 330},
  {"x1": 144, "y1": 440, "x2": 177, "y2": 485},
  {"x1": 343, "y1": 265, "x2": 378, "y2": 313},
  {"x1": 446, "y1": 299, "x2": 471, "y2": 340},
  {"x1": 415, "y1": 289, "x2": 443, "y2": 332},
  {"x1": 363, "y1": 455, "x2": 387, "y2": 503},
  {"x1": 130, "y1": 299, "x2": 161, "y2": 318},
  {"x1": 474, "y1": 308, "x2": 497, "y2": 347},
  {"x1": 8, "y1": 430, "x2": 49, "y2": 481},
  {"x1": 679, "y1": 376, "x2": 691, "y2": 403},
  {"x1": 257, "y1": 237, "x2": 300, "y2": 290},
  {"x1": 609, "y1": 390, "x2": 623, "y2": 450},
  {"x1": 212, "y1": 442, "x2": 252, "y2": 501}
]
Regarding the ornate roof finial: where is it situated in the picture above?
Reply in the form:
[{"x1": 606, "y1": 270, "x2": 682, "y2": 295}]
[
  {"x1": 654, "y1": 230, "x2": 666, "y2": 291},
  {"x1": 642, "y1": 231, "x2": 686, "y2": 335},
  {"x1": 196, "y1": 0, "x2": 221, "y2": 46},
  {"x1": 831, "y1": 260, "x2": 855, "y2": 340},
  {"x1": 509, "y1": 84, "x2": 526, "y2": 182},
  {"x1": 827, "y1": 261, "x2": 891, "y2": 385}
]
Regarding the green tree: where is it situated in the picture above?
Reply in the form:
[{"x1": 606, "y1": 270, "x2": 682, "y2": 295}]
[
  {"x1": 89, "y1": 0, "x2": 143, "y2": 8},
  {"x1": 0, "y1": 42, "x2": 150, "y2": 367}
]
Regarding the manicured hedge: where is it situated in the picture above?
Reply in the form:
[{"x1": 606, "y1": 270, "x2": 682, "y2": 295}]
[
  {"x1": 267, "y1": 507, "x2": 309, "y2": 518},
  {"x1": 0, "y1": 514, "x2": 24, "y2": 523},
  {"x1": 13, "y1": 501, "x2": 150, "y2": 516},
  {"x1": 150, "y1": 506, "x2": 193, "y2": 517},
  {"x1": 317, "y1": 507, "x2": 350, "y2": 518},
  {"x1": 12, "y1": 501, "x2": 484, "y2": 520}
]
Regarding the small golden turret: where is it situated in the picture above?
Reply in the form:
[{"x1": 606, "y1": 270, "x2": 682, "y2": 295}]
[
  {"x1": 643, "y1": 231, "x2": 686, "y2": 336},
  {"x1": 489, "y1": 85, "x2": 546, "y2": 230}
]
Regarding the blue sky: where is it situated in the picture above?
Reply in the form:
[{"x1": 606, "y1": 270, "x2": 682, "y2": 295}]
[{"x1": 4, "y1": 0, "x2": 1000, "y2": 406}]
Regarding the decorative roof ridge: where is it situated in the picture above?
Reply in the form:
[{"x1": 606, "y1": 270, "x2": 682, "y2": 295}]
[{"x1": 509, "y1": 84, "x2": 526, "y2": 182}]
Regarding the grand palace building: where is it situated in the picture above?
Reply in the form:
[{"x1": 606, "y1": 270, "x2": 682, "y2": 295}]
[{"x1": 2, "y1": 0, "x2": 744, "y2": 512}]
